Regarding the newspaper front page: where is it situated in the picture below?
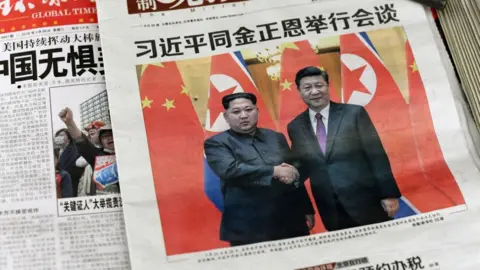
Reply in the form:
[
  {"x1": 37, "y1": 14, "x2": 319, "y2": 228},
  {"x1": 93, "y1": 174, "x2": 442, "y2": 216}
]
[
  {"x1": 0, "y1": 0, "x2": 130, "y2": 269},
  {"x1": 95, "y1": 0, "x2": 480, "y2": 269}
]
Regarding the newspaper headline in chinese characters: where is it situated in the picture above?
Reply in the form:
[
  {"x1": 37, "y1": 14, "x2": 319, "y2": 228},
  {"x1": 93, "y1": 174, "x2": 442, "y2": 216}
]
[{"x1": 0, "y1": 0, "x2": 130, "y2": 269}]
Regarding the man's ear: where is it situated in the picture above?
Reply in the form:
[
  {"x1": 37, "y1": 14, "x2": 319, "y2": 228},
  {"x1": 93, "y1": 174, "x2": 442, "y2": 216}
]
[{"x1": 223, "y1": 111, "x2": 228, "y2": 122}]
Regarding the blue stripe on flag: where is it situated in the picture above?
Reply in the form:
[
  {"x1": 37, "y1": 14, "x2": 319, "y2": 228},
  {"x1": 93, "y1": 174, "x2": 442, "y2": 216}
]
[
  {"x1": 204, "y1": 158, "x2": 224, "y2": 212},
  {"x1": 359, "y1": 32, "x2": 378, "y2": 55},
  {"x1": 394, "y1": 197, "x2": 417, "y2": 219},
  {"x1": 234, "y1": 51, "x2": 248, "y2": 70}
]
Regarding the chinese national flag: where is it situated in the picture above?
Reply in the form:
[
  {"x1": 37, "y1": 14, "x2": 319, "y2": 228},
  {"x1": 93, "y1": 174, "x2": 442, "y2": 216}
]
[
  {"x1": 278, "y1": 41, "x2": 329, "y2": 234},
  {"x1": 139, "y1": 62, "x2": 224, "y2": 255},
  {"x1": 206, "y1": 52, "x2": 275, "y2": 136},
  {"x1": 340, "y1": 33, "x2": 454, "y2": 212},
  {"x1": 406, "y1": 41, "x2": 464, "y2": 205}
]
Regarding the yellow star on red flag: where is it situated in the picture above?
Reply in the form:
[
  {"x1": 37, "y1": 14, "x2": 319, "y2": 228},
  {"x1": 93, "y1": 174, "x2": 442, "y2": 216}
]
[
  {"x1": 142, "y1": 96, "x2": 153, "y2": 108},
  {"x1": 162, "y1": 98, "x2": 175, "y2": 111},
  {"x1": 180, "y1": 85, "x2": 189, "y2": 96},
  {"x1": 281, "y1": 79, "x2": 292, "y2": 91},
  {"x1": 410, "y1": 61, "x2": 418, "y2": 73}
]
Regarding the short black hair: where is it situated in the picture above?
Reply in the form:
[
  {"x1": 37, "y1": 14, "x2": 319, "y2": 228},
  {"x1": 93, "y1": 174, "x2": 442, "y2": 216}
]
[
  {"x1": 55, "y1": 128, "x2": 74, "y2": 146},
  {"x1": 222, "y1": 92, "x2": 257, "y2": 109},
  {"x1": 295, "y1": 66, "x2": 329, "y2": 88},
  {"x1": 99, "y1": 129, "x2": 113, "y2": 139}
]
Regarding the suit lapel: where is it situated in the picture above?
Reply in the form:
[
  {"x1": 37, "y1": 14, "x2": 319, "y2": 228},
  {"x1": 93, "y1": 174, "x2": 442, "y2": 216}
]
[
  {"x1": 325, "y1": 102, "x2": 344, "y2": 160},
  {"x1": 299, "y1": 109, "x2": 325, "y2": 159}
]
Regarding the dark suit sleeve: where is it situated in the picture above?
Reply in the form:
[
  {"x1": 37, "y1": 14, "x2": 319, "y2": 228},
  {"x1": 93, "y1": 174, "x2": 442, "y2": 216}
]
[
  {"x1": 357, "y1": 107, "x2": 401, "y2": 199},
  {"x1": 287, "y1": 124, "x2": 310, "y2": 183},
  {"x1": 278, "y1": 132, "x2": 315, "y2": 215},
  {"x1": 204, "y1": 137, "x2": 274, "y2": 187}
]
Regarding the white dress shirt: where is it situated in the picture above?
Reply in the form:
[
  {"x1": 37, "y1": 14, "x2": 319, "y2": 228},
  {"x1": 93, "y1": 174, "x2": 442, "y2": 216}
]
[{"x1": 309, "y1": 103, "x2": 330, "y2": 135}]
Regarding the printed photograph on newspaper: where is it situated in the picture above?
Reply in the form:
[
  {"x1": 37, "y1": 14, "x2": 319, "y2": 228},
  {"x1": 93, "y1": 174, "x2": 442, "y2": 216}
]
[
  {"x1": 45, "y1": 47, "x2": 122, "y2": 217},
  {"x1": 136, "y1": 25, "x2": 465, "y2": 256},
  {"x1": 50, "y1": 83, "x2": 122, "y2": 213}
]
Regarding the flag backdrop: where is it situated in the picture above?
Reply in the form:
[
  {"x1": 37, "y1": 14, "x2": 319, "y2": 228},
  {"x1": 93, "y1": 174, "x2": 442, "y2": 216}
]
[
  {"x1": 340, "y1": 33, "x2": 459, "y2": 213},
  {"x1": 405, "y1": 40, "x2": 465, "y2": 205},
  {"x1": 137, "y1": 28, "x2": 465, "y2": 256},
  {"x1": 139, "y1": 62, "x2": 224, "y2": 255},
  {"x1": 278, "y1": 41, "x2": 341, "y2": 135}
]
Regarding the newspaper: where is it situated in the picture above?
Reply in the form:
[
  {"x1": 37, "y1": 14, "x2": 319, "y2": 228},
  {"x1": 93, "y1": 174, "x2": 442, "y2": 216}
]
[
  {"x1": 0, "y1": 0, "x2": 131, "y2": 269},
  {"x1": 437, "y1": 0, "x2": 480, "y2": 128},
  {"x1": 94, "y1": 0, "x2": 480, "y2": 269}
]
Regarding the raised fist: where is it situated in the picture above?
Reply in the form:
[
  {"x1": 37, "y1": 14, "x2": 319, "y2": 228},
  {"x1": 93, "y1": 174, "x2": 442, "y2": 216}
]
[{"x1": 58, "y1": 107, "x2": 73, "y2": 124}]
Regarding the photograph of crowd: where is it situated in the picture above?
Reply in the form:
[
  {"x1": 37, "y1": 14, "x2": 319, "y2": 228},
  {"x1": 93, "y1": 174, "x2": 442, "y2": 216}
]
[{"x1": 50, "y1": 84, "x2": 119, "y2": 199}]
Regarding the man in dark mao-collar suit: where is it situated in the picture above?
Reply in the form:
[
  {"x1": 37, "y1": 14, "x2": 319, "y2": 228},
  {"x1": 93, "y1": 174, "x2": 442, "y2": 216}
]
[
  {"x1": 287, "y1": 66, "x2": 402, "y2": 231},
  {"x1": 204, "y1": 92, "x2": 315, "y2": 247}
]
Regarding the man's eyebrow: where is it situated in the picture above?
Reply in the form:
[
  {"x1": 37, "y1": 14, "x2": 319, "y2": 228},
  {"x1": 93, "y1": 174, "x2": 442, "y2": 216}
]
[{"x1": 231, "y1": 105, "x2": 252, "y2": 110}]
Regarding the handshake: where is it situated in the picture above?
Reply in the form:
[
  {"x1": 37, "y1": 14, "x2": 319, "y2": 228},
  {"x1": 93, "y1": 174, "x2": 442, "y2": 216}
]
[{"x1": 273, "y1": 163, "x2": 300, "y2": 185}]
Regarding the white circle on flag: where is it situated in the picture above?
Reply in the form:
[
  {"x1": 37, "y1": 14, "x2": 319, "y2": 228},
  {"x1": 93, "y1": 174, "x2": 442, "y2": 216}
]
[
  {"x1": 205, "y1": 74, "x2": 245, "y2": 132},
  {"x1": 209, "y1": 74, "x2": 245, "y2": 96},
  {"x1": 340, "y1": 53, "x2": 377, "y2": 106}
]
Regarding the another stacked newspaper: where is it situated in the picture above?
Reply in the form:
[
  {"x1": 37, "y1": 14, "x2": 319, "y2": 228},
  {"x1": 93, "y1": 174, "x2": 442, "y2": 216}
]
[
  {"x1": 438, "y1": 1, "x2": 480, "y2": 127},
  {"x1": 0, "y1": 1, "x2": 130, "y2": 269}
]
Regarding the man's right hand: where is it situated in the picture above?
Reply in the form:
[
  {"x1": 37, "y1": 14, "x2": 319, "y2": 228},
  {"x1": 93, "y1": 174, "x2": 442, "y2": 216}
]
[
  {"x1": 273, "y1": 164, "x2": 299, "y2": 185},
  {"x1": 58, "y1": 108, "x2": 74, "y2": 124}
]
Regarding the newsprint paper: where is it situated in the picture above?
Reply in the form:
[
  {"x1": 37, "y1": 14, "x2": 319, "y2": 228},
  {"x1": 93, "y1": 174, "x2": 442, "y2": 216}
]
[
  {"x1": 95, "y1": 0, "x2": 480, "y2": 269},
  {"x1": 0, "y1": 0, "x2": 130, "y2": 269}
]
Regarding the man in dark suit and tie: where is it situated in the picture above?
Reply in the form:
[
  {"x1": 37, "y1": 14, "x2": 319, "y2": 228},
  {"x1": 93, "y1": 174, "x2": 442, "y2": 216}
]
[
  {"x1": 287, "y1": 66, "x2": 402, "y2": 231},
  {"x1": 204, "y1": 92, "x2": 315, "y2": 247}
]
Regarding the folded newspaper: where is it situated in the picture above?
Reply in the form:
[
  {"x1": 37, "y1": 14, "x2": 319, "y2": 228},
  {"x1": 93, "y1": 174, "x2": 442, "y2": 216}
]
[
  {"x1": 0, "y1": 0, "x2": 130, "y2": 269},
  {"x1": 92, "y1": 0, "x2": 480, "y2": 269},
  {"x1": 2, "y1": 0, "x2": 480, "y2": 269},
  {"x1": 93, "y1": 0, "x2": 480, "y2": 269}
]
